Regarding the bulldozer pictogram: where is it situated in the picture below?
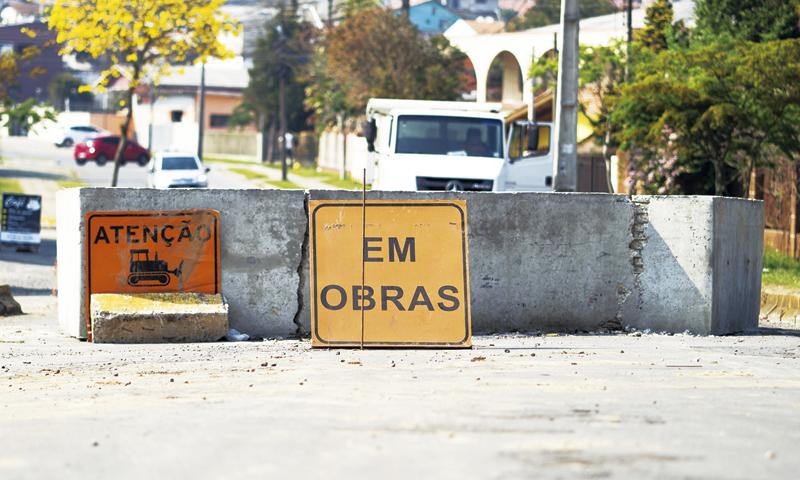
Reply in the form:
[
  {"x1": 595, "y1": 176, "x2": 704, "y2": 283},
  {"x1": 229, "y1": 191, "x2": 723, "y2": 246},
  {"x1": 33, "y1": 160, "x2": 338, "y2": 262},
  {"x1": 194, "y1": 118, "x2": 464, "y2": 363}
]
[{"x1": 127, "y1": 249, "x2": 183, "y2": 287}]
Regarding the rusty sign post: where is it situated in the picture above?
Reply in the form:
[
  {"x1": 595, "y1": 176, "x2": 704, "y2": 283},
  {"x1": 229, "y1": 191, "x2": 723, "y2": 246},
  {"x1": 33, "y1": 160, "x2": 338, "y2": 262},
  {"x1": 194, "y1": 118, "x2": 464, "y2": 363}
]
[
  {"x1": 309, "y1": 200, "x2": 471, "y2": 348},
  {"x1": 85, "y1": 210, "x2": 221, "y2": 337}
]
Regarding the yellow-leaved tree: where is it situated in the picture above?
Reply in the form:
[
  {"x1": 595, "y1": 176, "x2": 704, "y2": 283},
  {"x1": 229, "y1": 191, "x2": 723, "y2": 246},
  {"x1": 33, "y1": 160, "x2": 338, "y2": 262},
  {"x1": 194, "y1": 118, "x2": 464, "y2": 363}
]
[{"x1": 49, "y1": 0, "x2": 238, "y2": 186}]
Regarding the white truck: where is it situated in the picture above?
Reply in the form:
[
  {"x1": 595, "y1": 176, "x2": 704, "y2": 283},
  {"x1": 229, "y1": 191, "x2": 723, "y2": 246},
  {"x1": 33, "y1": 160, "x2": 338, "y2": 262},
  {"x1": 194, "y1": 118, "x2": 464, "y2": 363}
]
[{"x1": 363, "y1": 98, "x2": 554, "y2": 192}]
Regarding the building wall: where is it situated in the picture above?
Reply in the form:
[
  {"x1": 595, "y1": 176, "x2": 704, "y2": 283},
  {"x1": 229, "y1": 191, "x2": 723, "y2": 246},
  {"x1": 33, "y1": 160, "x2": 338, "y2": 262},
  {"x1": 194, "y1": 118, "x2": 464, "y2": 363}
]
[
  {"x1": 133, "y1": 90, "x2": 253, "y2": 152},
  {"x1": 449, "y1": 0, "x2": 498, "y2": 13}
]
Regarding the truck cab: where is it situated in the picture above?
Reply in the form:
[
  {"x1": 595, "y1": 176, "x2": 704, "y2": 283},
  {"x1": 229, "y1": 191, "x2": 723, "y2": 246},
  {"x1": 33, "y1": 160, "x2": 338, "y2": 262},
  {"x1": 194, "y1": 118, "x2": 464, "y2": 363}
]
[{"x1": 364, "y1": 98, "x2": 553, "y2": 192}]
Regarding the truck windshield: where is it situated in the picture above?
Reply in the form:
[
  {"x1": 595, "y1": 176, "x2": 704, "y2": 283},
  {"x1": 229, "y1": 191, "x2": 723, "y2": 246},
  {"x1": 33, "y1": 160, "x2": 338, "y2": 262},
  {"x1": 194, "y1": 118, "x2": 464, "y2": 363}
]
[{"x1": 395, "y1": 115, "x2": 503, "y2": 158}]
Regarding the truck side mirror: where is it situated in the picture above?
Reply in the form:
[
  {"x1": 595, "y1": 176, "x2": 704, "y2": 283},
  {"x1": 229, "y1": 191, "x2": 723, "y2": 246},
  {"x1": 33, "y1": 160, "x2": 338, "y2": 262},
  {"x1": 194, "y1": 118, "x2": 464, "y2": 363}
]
[
  {"x1": 526, "y1": 126, "x2": 541, "y2": 151},
  {"x1": 363, "y1": 119, "x2": 377, "y2": 153}
]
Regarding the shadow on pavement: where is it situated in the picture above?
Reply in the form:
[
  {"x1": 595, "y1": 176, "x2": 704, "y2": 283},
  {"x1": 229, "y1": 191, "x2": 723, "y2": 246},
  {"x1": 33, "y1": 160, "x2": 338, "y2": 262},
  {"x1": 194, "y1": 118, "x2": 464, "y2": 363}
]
[
  {"x1": 0, "y1": 169, "x2": 69, "y2": 181},
  {"x1": 9, "y1": 286, "x2": 53, "y2": 296},
  {"x1": 0, "y1": 238, "x2": 56, "y2": 266},
  {"x1": 739, "y1": 326, "x2": 800, "y2": 337}
]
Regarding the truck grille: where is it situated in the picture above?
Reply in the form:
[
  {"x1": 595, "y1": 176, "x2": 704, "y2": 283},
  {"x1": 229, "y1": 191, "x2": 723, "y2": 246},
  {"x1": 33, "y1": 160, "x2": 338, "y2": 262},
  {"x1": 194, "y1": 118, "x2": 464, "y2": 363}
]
[{"x1": 415, "y1": 177, "x2": 493, "y2": 191}]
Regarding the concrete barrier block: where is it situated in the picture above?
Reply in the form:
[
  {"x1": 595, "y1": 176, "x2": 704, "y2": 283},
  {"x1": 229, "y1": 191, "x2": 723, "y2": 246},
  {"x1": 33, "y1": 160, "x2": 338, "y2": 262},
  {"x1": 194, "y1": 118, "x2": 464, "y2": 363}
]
[
  {"x1": 91, "y1": 292, "x2": 228, "y2": 343},
  {"x1": 305, "y1": 191, "x2": 635, "y2": 333},
  {"x1": 711, "y1": 197, "x2": 763, "y2": 333},
  {"x1": 56, "y1": 188, "x2": 82, "y2": 337},
  {"x1": 57, "y1": 188, "x2": 306, "y2": 339},
  {"x1": 625, "y1": 196, "x2": 716, "y2": 333},
  {"x1": 305, "y1": 192, "x2": 763, "y2": 335},
  {"x1": 60, "y1": 188, "x2": 763, "y2": 338}
]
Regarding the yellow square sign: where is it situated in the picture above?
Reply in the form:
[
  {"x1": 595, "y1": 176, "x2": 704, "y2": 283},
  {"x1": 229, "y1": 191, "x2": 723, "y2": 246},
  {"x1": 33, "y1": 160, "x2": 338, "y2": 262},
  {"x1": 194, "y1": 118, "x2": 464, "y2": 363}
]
[{"x1": 309, "y1": 200, "x2": 471, "y2": 348}]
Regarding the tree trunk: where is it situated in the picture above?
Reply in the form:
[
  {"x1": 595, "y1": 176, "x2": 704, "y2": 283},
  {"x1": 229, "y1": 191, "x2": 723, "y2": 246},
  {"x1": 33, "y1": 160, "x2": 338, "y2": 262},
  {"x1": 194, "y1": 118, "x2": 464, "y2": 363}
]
[
  {"x1": 267, "y1": 121, "x2": 276, "y2": 164},
  {"x1": 402, "y1": 0, "x2": 410, "y2": 18},
  {"x1": 111, "y1": 87, "x2": 135, "y2": 187},
  {"x1": 713, "y1": 160, "x2": 725, "y2": 196},
  {"x1": 259, "y1": 115, "x2": 268, "y2": 163}
]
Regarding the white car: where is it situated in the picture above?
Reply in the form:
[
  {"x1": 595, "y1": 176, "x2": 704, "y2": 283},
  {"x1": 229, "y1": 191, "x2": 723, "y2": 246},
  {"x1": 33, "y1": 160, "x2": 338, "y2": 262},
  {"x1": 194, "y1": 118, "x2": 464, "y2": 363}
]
[
  {"x1": 54, "y1": 125, "x2": 107, "y2": 147},
  {"x1": 147, "y1": 153, "x2": 209, "y2": 189}
]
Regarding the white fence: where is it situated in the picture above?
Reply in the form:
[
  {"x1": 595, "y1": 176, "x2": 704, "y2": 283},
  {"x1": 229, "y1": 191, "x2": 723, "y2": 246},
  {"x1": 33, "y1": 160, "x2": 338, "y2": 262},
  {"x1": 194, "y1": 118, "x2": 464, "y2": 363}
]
[{"x1": 317, "y1": 129, "x2": 373, "y2": 183}]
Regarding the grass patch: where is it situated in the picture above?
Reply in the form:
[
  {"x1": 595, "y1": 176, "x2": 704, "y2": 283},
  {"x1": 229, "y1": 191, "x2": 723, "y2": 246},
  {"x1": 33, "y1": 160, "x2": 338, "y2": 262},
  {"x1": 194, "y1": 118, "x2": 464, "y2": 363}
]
[
  {"x1": 323, "y1": 174, "x2": 371, "y2": 191},
  {"x1": 228, "y1": 167, "x2": 267, "y2": 181},
  {"x1": 763, "y1": 248, "x2": 800, "y2": 289},
  {"x1": 0, "y1": 177, "x2": 23, "y2": 193},
  {"x1": 228, "y1": 167, "x2": 300, "y2": 189},
  {"x1": 57, "y1": 179, "x2": 86, "y2": 189},
  {"x1": 205, "y1": 156, "x2": 260, "y2": 167},
  {"x1": 265, "y1": 179, "x2": 301, "y2": 189},
  {"x1": 212, "y1": 157, "x2": 368, "y2": 190}
]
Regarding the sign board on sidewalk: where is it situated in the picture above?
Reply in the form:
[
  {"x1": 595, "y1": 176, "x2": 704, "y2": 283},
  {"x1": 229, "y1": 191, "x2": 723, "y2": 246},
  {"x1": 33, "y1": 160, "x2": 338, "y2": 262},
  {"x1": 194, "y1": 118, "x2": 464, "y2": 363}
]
[
  {"x1": 309, "y1": 200, "x2": 471, "y2": 348},
  {"x1": 85, "y1": 210, "x2": 221, "y2": 335},
  {"x1": 1, "y1": 193, "x2": 42, "y2": 247}
]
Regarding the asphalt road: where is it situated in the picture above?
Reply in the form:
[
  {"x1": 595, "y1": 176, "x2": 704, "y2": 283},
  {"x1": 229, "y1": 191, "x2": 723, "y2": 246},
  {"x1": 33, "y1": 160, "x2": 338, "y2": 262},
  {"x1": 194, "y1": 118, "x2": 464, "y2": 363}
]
[
  {"x1": 1, "y1": 224, "x2": 800, "y2": 479},
  {"x1": 0, "y1": 136, "x2": 245, "y2": 188}
]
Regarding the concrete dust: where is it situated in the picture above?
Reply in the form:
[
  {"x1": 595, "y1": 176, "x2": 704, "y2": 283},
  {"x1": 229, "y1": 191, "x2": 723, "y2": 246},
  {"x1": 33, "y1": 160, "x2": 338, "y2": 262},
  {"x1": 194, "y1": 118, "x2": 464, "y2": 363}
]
[
  {"x1": 1, "y1": 295, "x2": 799, "y2": 479},
  {"x1": 1, "y1": 209, "x2": 799, "y2": 479}
]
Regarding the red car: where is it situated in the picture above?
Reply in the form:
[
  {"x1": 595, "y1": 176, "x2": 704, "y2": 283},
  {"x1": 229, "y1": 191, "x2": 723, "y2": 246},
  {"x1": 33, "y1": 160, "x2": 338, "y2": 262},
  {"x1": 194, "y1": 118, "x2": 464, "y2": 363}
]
[{"x1": 73, "y1": 136, "x2": 150, "y2": 166}]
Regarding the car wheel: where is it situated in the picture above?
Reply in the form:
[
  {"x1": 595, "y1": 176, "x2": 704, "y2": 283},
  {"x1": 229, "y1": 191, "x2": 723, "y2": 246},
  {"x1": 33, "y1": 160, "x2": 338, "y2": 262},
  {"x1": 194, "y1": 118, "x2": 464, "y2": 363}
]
[
  {"x1": 96, "y1": 154, "x2": 108, "y2": 166},
  {"x1": 137, "y1": 155, "x2": 149, "y2": 167},
  {"x1": 76, "y1": 159, "x2": 86, "y2": 166},
  {"x1": 62, "y1": 138, "x2": 74, "y2": 147}
]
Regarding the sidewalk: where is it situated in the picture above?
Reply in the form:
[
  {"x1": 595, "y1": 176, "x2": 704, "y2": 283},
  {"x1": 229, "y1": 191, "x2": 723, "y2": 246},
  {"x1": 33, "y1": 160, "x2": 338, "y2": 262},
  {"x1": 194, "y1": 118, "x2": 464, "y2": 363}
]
[{"x1": 207, "y1": 157, "x2": 358, "y2": 190}]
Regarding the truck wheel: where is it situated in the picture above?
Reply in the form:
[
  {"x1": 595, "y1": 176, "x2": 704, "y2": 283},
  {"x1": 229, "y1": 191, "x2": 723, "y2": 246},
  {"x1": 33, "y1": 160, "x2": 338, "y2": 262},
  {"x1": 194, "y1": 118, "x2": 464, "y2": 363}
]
[
  {"x1": 96, "y1": 154, "x2": 108, "y2": 166},
  {"x1": 137, "y1": 155, "x2": 149, "y2": 166},
  {"x1": 76, "y1": 159, "x2": 86, "y2": 166},
  {"x1": 62, "y1": 138, "x2": 74, "y2": 147}
]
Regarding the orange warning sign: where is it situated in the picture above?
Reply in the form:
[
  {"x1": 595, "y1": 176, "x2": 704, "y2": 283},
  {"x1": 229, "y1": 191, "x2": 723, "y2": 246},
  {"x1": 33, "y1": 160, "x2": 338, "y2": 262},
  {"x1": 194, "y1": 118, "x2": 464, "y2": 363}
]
[
  {"x1": 85, "y1": 210, "x2": 220, "y2": 332},
  {"x1": 309, "y1": 200, "x2": 471, "y2": 348}
]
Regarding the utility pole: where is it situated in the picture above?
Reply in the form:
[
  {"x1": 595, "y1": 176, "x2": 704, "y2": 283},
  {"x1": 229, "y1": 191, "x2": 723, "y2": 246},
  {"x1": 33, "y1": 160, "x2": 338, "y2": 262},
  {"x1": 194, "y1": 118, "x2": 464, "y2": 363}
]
[
  {"x1": 627, "y1": 0, "x2": 633, "y2": 46},
  {"x1": 626, "y1": 0, "x2": 633, "y2": 81},
  {"x1": 197, "y1": 62, "x2": 206, "y2": 161},
  {"x1": 277, "y1": 5, "x2": 288, "y2": 182},
  {"x1": 553, "y1": 0, "x2": 579, "y2": 192},
  {"x1": 279, "y1": 73, "x2": 287, "y2": 181}
]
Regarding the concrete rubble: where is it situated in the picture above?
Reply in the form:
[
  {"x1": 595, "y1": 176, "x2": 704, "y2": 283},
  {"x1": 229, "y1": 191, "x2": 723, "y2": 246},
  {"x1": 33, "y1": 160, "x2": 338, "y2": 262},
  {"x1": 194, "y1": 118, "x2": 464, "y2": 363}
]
[
  {"x1": 90, "y1": 292, "x2": 228, "y2": 343},
  {"x1": 0, "y1": 285, "x2": 23, "y2": 316}
]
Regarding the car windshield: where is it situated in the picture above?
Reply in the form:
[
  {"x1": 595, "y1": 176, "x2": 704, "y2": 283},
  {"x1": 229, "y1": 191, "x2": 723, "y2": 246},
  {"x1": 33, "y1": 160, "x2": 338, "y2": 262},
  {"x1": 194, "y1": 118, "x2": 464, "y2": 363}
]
[
  {"x1": 161, "y1": 156, "x2": 199, "y2": 170},
  {"x1": 395, "y1": 115, "x2": 503, "y2": 158}
]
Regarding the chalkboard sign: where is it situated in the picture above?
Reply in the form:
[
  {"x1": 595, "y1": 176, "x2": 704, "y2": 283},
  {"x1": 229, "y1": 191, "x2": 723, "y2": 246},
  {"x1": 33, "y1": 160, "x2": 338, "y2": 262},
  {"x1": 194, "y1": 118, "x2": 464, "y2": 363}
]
[{"x1": 1, "y1": 193, "x2": 42, "y2": 246}]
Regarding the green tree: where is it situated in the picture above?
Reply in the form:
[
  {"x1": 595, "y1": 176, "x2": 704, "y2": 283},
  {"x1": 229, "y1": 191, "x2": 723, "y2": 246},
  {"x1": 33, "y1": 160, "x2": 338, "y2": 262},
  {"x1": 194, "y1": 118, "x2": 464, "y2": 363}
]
[
  {"x1": 508, "y1": 0, "x2": 618, "y2": 32},
  {"x1": 637, "y1": 0, "x2": 674, "y2": 52},
  {"x1": 240, "y1": 7, "x2": 315, "y2": 161},
  {"x1": 49, "y1": 0, "x2": 237, "y2": 186},
  {"x1": 310, "y1": 8, "x2": 467, "y2": 123},
  {"x1": 695, "y1": 0, "x2": 800, "y2": 42},
  {"x1": 0, "y1": 37, "x2": 53, "y2": 133},
  {"x1": 613, "y1": 39, "x2": 800, "y2": 196}
]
